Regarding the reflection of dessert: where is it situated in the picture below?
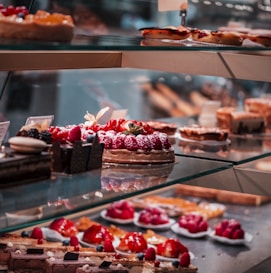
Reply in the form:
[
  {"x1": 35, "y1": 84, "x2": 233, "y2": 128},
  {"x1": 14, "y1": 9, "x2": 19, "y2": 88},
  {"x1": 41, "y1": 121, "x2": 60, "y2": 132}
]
[
  {"x1": 101, "y1": 163, "x2": 174, "y2": 192},
  {"x1": 179, "y1": 125, "x2": 228, "y2": 141}
]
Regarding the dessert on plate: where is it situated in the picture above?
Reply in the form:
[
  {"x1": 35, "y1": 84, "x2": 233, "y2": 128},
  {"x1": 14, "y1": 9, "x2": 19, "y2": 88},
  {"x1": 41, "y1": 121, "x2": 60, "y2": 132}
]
[{"x1": 117, "y1": 232, "x2": 148, "y2": 254}]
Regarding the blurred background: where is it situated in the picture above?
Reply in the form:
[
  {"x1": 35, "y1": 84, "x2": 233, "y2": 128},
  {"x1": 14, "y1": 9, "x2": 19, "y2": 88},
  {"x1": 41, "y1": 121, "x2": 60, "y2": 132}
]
[{"x1": 0, "y1": 0, "x2": 270, "y2": 137}]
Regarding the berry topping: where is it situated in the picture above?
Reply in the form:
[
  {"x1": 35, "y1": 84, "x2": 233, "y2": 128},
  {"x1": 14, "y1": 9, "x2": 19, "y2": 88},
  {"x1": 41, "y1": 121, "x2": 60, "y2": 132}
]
[
  {"x1": 68, "y1": 125, "x2": 82, "y2": 143},
  {"x1": 214, "y1": 219, "x2": 245, "y2": 240},
  {"x1": 148, "y1": 134, "x2": 163, "y2": 150},
  {"x1": 96, "y1": 245, "x2": 104, "y2": 252},
  {"x1": 106, "y1": 200, "x2": 135, "y2": 220},
  {"x1": 156, "y1": 238, "x2": 188, "y2": 258},
  {"x1": 136, "y1": 134, "x2": 152, "y2": 151},
  {"x1": 82, "y1": 224, "x2": 113, "y2": 245},
  {"x1": 49, "y1": 217, "x2": 78, "y2": 237},
  {"x1": 117, "y1": 232, "x2": 148, "y2": 253},
  {"x1": 144, "y1": 247, "x2": 156, "y2": 261},
  {"x1": 172, "y1": 260, "x2": 180, "y2": 268},
  {"x1": 179, "y1": 252, "x2": 190, "y2": 267},
  {"x1": 21, "y1": 231, "x2": 29, "y2": 238},
  {"x1": 112, "y1": 133, "x2": 125, "y2": 149},
  {"x1": 123, "y1": 135, "x2": 139, "y2": 151},
  {"x1": 30, "y1": 227, "x2": 43, "y2": 240},
  {"x1": 62, "y1": 239, "x2": 70, "y2": 246},
  {"x1": 138, "y1": 206, "x2": 169, "y2": 226},
  {"x1": 178, "y1": 214, "x2": 208, "y2": 233},
  {"x1": 137, "y1": 253, "x2": 145, "y2": 260}
]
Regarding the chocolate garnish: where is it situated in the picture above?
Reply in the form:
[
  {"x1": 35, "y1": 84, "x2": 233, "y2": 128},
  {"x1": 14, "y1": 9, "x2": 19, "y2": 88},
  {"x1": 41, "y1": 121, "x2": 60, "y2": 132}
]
[
  {"x1": 0, "y1": 243, "x2": 7, "y2": 249},
  {"x1": 64, "y1": 252, "x2": 79, "y2": 261},
  {"x1": 27, "y1": 248, "x2": 44, "y2": 255},
  {"x1": 99, "y1": 261, "x2": 112, "y2": 268}
]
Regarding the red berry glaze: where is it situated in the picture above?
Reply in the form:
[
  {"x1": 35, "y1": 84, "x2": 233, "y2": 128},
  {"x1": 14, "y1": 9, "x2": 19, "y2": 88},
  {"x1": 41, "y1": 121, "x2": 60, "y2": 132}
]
[{"x1": 49, "y1": 217, "x2": 78, "y2": 237}]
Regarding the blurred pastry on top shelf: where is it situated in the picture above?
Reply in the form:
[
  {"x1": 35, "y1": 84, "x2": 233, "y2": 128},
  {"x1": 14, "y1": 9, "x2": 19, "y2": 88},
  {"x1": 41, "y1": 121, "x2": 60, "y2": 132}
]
[{"x1": 144, "y1": 120, "x2": 177, "y2": 136}]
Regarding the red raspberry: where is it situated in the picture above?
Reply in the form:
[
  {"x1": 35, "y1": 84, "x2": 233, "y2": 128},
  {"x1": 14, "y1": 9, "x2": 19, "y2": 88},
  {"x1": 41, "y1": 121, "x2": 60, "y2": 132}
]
[
  {"x1": 101, "y1": 134, "x2": 113, "y2": 149},
  {"x1": 124, "y1": 135, "x2": 139, "y2": 151},
  {"x1": 112, "y1": 133, "x2": 125, "y2": 149},
  {"x1": 157, "y1": 132, "x2": 171, "y2": 149},
  {"x1": 179, "y1": 252, "x2": 190, "y2": 267},
  {"x1": 232, "y1": 228, "x2": 245, "y2": 239},
  {"x1": 68, "y1": 126, "x2": 82, "y2": 142},
  {"x1": 198, "y1": 220, "x2": 208, "y2": 232},
  {"x1": 136, "y1": 134, "x2": 152, "y2": 151},
  {"x1": 30, "y1": 227, "x2": 43, "y2": 240},
  {"x1": 144, "y1": 247, "x2": 156, "y2": 261},
  {"x1": 148, "y1": 134, "x2": 162, "y2": 150}
]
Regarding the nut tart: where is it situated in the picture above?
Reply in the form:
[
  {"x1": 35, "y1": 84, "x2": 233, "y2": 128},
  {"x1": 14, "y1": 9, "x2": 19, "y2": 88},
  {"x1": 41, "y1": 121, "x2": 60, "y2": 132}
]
[
  {"x1": 140, "y1": 26, "x2": 191, "y2": 40},
  {"x1": 0, "y1": 9, "x2": 74, "y2": 42},
  {"x1": 191, "y1": 28, "x2": 244, "y2": 46}
]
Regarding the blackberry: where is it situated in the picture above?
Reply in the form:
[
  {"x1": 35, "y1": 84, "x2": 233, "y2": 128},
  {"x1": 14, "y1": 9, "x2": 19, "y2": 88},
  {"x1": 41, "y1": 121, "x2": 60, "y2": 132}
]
[
  {"x1": 28, "y1": 128, "x2": 39, "y2": 139},
  {"x1": 39, "y1": 130, "x2": 52, "y2": 144}
]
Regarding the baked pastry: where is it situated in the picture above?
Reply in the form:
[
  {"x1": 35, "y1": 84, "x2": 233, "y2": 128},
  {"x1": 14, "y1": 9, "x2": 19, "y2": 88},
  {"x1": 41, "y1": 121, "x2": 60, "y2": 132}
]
[
  {"x1": 140, "y1": 26, "x2": 191, "y2": 40},
  {"x1": 246, "y1": 30, "x2": 271, "y2": 47},
  {"x1": 144, "y1": 120, "x2": 177, "y2": 135},
  {"x1": 0, "y1": 9, "x2": 74, "y2": 42},
  {"x1": 179, "y1": 125, "x2": 228, "y2": 141},
  {"x1": 191, "y1": 28, "x2": 244, "y2": 46},
  {"x1": 244, "y1": 98, "x2": 271, "y2": 128},
  {"x1": 216, "y1": 107, "x2": 236, "y2": 130}
]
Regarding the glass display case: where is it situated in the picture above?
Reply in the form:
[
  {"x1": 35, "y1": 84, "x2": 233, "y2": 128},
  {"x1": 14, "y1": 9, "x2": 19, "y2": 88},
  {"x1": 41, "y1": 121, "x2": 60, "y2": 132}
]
[{"x1": 0, "y1": 1, "x2": 271, "y2": 272}]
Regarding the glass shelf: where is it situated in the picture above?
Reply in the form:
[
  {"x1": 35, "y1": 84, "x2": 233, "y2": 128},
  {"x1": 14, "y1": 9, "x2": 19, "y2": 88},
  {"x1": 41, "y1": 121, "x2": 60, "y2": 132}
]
[{"x1": 0, "y1": 155, "x2": 232, "y2": 233}]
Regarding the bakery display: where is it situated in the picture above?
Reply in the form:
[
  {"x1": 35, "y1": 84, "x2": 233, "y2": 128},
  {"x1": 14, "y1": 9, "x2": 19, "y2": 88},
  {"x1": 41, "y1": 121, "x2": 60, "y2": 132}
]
[
  {"x1": 179, "y1": 125, "x2": 228, "y2": 141},
  {"x1": 0, "y1": 6, "x2": 74, "y2": 42}
]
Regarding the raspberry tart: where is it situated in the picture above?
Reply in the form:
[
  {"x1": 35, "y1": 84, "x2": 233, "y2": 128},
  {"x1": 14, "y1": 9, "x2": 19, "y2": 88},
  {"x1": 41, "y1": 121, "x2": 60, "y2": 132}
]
[
  {"x1": 117, "y1": 232, "x2": 148, "y2": 254},
  {"x1": 171, "y1": 214, "x2": 210, "y2": 238},
  {"x1": 102, "y1": 200, "x2": 135, "y2": 224},
  {"x1": 134, "y1": 206, "x2": 175, "y2": 230},
  {"x1": 84, "y1": 118, "x2": 175, "y2": 164}
]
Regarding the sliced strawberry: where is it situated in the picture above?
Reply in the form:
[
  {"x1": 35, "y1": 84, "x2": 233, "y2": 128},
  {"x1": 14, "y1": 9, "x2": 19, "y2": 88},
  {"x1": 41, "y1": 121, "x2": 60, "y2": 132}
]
[
  {"x1": 144, "y1": 247, "x2": 156, "y2": 261},
  {"x1": 30, "y1": 227, "x2": 43, "y2": 240},
  {"x1": 179, "y1": 252, "x2": 190, "y2": 267},
  {"x1": 49, "y1": 217, "x2": 78, "y2": 237}
]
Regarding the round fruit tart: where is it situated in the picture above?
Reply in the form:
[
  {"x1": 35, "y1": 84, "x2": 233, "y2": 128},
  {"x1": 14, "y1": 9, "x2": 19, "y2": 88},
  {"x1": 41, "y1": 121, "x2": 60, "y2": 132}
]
[
  {"x1": 134, "y1": 206, "x2": 175, "y2": 230},
  {"x1": 85, "y1": 118, "x2": 175, "y2": 164},
  {"x1": 156, "y1": 238, "x2": 190, "y2": 261},
  {"x1": 117, "y1": 231, "x2": 148, "y2": 254},
  {"x1": 81, "y1": 224, "x2": 114, "y2": 247},
  {"x1": 101, "y1": 200, "x2": 135, "y2": 224},
  {"x1": 210, "y1": 219, "x2": 252, "y2": 244},
  {"x1": 171, "y1": 214, "x2": 210, "y2": 238},
  {"x1": 41, "y1": 217, "x2": 78, "y2": 242}
]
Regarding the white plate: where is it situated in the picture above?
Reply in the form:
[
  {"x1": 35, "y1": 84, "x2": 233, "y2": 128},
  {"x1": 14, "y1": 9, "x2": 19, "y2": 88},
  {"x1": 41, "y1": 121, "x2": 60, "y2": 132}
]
[
  {"x1": 171, "y1": 223, "x2": 211, "y2": 238},
  {"x1": 100, "y1": 210, "x2": 136, "y2": 224},
  {"x1": 208, "y1": 230, "x2": 253, "y2": 245},
  {"x1": 41, "y1": 227, "x2": 69, "y2": 242},
  {"x1": 156, "y1": 251, "x2": 195, "y2": 262},
  {"x1": 78, "y1": 232, "x2": 120, "y2": 249},
  {"x1": 133, "y1": 215, "x2": 175, "y2": 230}
]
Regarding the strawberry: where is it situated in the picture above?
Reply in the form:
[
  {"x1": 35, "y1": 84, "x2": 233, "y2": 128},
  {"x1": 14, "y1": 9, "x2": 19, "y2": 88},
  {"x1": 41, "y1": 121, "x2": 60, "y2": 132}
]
[
  {"x1": 49, "y1": 218, "x2": 78, "y2": 237},
  {"x1": 215, "y1": 224, "x2": 224, "y2": 236},
  {"x1": 144, "y1": 247, "x2": 156, "y2": 261},
  {"x1": 103, "y1": 238, "x2": 115, "y2": 252},
  {"x1": 198, "y1": 220, "x2": 208, "y2": 232},
  {"x1": 30, "y1": 227, "x2": 43, "y2": 240},
  {"x1": 186, "y1": 220, "x2": 198, "y2": 233},
  {"x1": 124, "y1": 135, "x2": 139, "y2": 151},
  {"x1": 179, "y1": 252, "x2": 190, "y2": 267},
  {"x1": 68, "y1": 126, "x2": 81, "y2": 142},
  {"x1": 222, "y1": 227, "x2": 234, "y2": 239}
]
